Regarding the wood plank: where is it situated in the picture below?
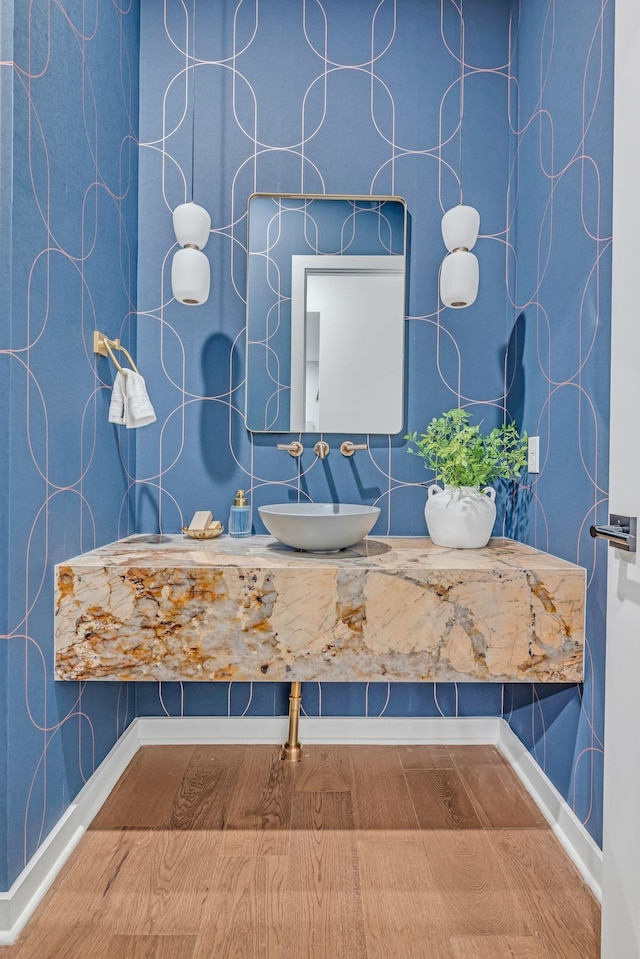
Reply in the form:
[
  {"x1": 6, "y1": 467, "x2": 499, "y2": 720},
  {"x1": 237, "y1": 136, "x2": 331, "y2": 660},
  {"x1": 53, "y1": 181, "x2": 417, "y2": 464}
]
[
  {"x1": 405, "y1": 767, "x2": 482, "y2": 830},
  {"x1": 449, "y1": 745, "x2": 509, "y2": 767},
  {"x1": 291, "y1": 787, "x2": 355, "y2": 830},
  {"x1": 523, "y1": 891, "x2": 601, "y2": 959},
  {"x1": 358, "y1": 840, "x2": 451, "y2": 958},
  {"x1": 7, "y1": 744, "x2": 600, "y2": 959},
  {"x1": 189, "y1": 744, "x2": 245, "y2": 767},
  {"x1": 9, "y1": 923, "x2": 115, "y2": 959},
  {"x1": 488, "y1": 828, "x2": 594, "y2": 890},
  {"x1": 102, "y1": 830, "x2": 221, "y2": 936},
  {"x1": 193, "y1": 856, "x2": 288, "y2": 959},
  {"x1": 18, "y1": 829, "x2": 135, "y2": 929},
  {"x1": 489, "y1": 829, "x2": 601, "y2": 958},
  {"x1": 90, "y1": 746, "x2": 195, "y2": 830},
  {"x1": 293, "y1": 745, "x2": 352, "y2": 791},
  {"x1": 397, "y1": 744, "x2": 456, "y2": 769},
  {"x1": 450, "y1": 936, "x2": 550, "y2": 958},
  {"x1": 350, "y1": 745, "x2": 419, "y2": 831},
  {"x1": 456, "y1": 758, "x2": 547, "y2": 829},
  {"x1": 421, "y1": 830, "x2": 531, "y2": 937},
  {"x1": 167, "y1": 764, "x2": 238, "y2": 831},
  {"x1": 109, "y1": 935, "x2": 198, "y2": 958},
  {"x1": 222, "y1": 745, "x2": 295, "y2": 856},
  {"x1": 11, "y1": 928, "x2": 198, "y2": 959},
  {"x1": 281, "y1": 792, "x2": 367, "y2": 959}
]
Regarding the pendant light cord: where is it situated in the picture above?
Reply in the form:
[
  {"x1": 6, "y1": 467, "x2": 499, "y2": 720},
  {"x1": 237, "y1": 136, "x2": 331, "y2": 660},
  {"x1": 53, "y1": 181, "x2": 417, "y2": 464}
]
[
  {"x1": 459, "y1": 0, "x2": 464, "y2": 204},
  {"x1": 190, "y1": 0, "x2": 197, "y2": 202}
]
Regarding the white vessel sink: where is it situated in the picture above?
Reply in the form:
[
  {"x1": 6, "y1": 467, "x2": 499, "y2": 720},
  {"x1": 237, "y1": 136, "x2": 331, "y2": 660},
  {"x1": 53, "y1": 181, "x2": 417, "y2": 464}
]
[{"x1": 258, "y1": 503, "x2": 380, "y2": 552}]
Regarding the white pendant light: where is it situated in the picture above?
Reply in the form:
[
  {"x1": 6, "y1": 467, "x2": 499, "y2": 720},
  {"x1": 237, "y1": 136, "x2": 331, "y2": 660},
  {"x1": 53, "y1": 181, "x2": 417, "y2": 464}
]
[
  {"x1": 439, "y1": 204, "x2": 480, "y2": 309},
  {"x1": 440, "y1": 249, "x2": 479, "y2": 308},
  {"x1": 441, "y1": 205, "x2": 479, "y2": 251},
  {"x1": 171, "y1": 246, "x2": 210, "y2": 306},
  {"x1": 173, "y1": 202, "x2": 211, "y2": 250},
  {"x1": 171, "y1": 201, "x2": 211, "y2": 305},
  {"x1": 170, "y1": 2, "x2": 211, "y2": 307}
]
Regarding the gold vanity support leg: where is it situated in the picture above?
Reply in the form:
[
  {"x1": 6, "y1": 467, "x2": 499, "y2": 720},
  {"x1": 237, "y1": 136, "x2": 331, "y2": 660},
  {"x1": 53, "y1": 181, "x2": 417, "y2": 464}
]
[{"x1": 281, "y1": 681, "x2": 303, "y2": 762}]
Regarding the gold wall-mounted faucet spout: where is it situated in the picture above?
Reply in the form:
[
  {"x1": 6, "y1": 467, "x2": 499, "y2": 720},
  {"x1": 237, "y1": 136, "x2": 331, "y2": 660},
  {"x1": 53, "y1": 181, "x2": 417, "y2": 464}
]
[{"x1": 340, "y1": 441, "x2": 367, "y2": 457}]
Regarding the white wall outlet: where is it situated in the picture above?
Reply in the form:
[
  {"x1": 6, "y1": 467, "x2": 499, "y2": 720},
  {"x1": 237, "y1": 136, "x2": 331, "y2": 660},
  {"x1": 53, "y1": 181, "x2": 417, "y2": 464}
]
[{"x1": 528, "y1": 435, "x2": 540, "y2": 473}]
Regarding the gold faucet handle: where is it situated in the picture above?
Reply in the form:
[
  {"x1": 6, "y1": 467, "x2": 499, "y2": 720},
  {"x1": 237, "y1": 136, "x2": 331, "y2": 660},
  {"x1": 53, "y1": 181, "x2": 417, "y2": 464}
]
[
  {"x1": 313, "y1": 440, "x2": 330, "y2": 459},
  {"x1": 340, "y1": 441, "x2": 367, "y2": 457},
  {"x1": 277, "y1": 441, "x2": 304, "y2": 457}
]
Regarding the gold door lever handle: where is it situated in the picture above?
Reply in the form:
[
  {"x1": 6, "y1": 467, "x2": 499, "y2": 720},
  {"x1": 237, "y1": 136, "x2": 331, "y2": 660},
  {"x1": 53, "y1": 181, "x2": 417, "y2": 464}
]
[
  {"x1": 277, "y1": 442, "x2": 304, "y2": 457},
  {"x1": 340, "y1": 441, "x2": 367, "y2": 457}
]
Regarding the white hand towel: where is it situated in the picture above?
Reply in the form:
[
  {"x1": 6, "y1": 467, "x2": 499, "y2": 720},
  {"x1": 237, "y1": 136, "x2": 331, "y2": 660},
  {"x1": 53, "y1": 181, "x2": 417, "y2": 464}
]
[
  {"x1": 123, "y1": 370, "x2": 156, "y2": 429},
  {"x1": 108, "y1": 371, "x2": 126, "y2": 424}
]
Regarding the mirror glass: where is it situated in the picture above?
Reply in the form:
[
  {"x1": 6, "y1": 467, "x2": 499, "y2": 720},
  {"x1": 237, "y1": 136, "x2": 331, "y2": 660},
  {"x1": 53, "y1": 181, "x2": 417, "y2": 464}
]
[{"x1": 245, "y1": 195, "x2": 407, "y2": 433}]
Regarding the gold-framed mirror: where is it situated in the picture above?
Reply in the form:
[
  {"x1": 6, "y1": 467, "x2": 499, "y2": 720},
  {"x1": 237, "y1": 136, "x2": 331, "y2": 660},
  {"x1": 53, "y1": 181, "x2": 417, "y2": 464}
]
[{"x1": 245, "y1": 193, "x2": 407, "y2": 434}]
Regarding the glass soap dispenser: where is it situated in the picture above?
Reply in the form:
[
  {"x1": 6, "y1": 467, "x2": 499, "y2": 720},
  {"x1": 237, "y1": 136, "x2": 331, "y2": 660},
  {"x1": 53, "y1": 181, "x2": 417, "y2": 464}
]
[{"x1": 229, "y1": 489, "x2": 251, "y2": 538}]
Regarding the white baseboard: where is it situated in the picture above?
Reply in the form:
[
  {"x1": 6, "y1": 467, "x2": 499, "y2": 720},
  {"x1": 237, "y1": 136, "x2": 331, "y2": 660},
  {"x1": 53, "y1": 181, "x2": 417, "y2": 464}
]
[
  {"x1": 497, "y1": 721, "x2": 603, "y2": 901},
  {"x1": 135, "y1": 714, "x2": 502, "y2": 746},
  {"x1": 0, "y1": 714, "x2": 602, "y2": 945},
  {"x1": 0, "y1": 721, "x2": 141, "y2": 946}
]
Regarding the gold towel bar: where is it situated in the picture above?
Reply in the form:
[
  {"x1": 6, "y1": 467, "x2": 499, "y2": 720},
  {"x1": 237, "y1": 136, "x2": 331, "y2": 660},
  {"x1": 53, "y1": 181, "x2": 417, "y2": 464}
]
[{"x1": 93, "y1": 331, "x2": 139, "y2": 374}]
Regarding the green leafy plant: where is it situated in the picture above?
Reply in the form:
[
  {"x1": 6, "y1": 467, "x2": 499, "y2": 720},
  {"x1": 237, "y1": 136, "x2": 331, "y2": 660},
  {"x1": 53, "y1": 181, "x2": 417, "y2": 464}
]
[{"x1": 405, "y1": 408, "x2": 528, "y2": 488}]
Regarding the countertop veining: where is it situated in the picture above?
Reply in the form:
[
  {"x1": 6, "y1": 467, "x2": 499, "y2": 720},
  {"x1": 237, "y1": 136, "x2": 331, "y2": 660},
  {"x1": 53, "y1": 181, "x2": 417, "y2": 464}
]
[{"x1": 55, "y1": 535, "x2": 585, "y2": 685}]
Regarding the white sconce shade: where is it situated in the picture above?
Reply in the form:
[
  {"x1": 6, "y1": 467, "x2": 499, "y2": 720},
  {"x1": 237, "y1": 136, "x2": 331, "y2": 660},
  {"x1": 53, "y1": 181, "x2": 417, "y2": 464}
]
[
  {"x1": 441, "y1": 204, "x2": 480, "y2": 252},
  {"x1": 172, "y1": 202, "x2": 211, "y2": 250},
  {"x1": 440, "y1": 250, "x2": 479, "y2": 309},
  {"x1": 171, "y1": 247, "x2": 210, "y2": 305},
  {"x1": 171, "y1": 201, "x2": 212, "y2": 305}
]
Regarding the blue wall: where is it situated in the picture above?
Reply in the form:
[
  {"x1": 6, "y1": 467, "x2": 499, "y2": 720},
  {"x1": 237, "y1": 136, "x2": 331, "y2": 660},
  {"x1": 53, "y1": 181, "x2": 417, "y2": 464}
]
[
  {"x1": 505, "y1": 0, "x2": 613, "y2": 845},
  {"x1": 0, "y1": 0, "x2": 13, "y2": 892},
  {"x1": 0, "y1": 0, "x2": 140, "y2": 890},
  {"x1": 1, "y1": 0, "x2": 613, "y2": 892},
  {"x1": 136, "y1": 0, "x2": 613, "y2": 847}
]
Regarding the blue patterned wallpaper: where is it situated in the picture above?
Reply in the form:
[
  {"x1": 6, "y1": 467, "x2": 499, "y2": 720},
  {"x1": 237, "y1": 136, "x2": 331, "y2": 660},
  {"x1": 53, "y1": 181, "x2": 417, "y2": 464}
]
[
  {"x1": 504, "y1": 0, "x2": 613, "y2": 845},
  {"x1": 0, "y1": 0, "x2": 613, "y2": 894},
  {"x1": 0, "y1": 2, "x2": 11, "y2": 891},
  {"x1": 136, "y1": 0, "x2": 612, "y2": 848},
  {"x1": 0, "y1": 0, "x2": 140, "y2": 890}
]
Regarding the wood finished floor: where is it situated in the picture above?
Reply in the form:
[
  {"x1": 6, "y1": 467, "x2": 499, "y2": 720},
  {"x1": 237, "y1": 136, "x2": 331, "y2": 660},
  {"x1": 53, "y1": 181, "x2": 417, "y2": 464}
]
[{"x1": 6, "y1": 745, "x2": 600, "y2": 958}]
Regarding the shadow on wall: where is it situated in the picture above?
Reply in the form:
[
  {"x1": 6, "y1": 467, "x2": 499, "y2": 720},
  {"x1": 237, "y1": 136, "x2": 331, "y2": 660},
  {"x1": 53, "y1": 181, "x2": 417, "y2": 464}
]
[
  {"x1": 501, "y1": 310, "x2": 532, "y2": 540},
  {"x1": 504, "y1": 682, "x2": 582, "y2": 800},
  {"x1": 505, "y1": 482, "x2": 533, "y2": 542},
  {"x1": 495, "y1": 477, "x2": 532, "y2": 542},
  {"x1": 138, "y1": 485, "x2": 160, "y2": 532},
  {"x1": 200, "y1": 333, "x2": 240, "y2": 483},
  {"x1": 505, "y1": 310, "x2": 526, "y2": 427}
]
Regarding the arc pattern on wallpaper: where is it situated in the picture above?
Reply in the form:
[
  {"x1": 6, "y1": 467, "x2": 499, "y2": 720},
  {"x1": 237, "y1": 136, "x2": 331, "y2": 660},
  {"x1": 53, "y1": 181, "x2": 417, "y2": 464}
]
[
  {"x1": 136, "y1": 0, "x2": 612, "y2": 848},
  {"x1": 0, "y1": 1, "x2": 140, "y2": 890},
  {"x1": 0, "y1": 0, "x2": 613, "y2": 893}
]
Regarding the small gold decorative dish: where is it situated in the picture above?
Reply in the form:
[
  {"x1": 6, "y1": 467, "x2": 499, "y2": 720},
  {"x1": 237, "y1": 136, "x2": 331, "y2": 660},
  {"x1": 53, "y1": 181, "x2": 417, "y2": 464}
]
[{"x1": 182, "y1": 523, "x2": 223, "y2": 540}]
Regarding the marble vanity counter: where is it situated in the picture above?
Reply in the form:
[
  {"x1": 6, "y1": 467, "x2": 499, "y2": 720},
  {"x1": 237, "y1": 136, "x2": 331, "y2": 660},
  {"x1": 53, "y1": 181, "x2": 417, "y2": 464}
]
[{"x1": 54, "y1": 535, "x2": 585, "y2": 684}]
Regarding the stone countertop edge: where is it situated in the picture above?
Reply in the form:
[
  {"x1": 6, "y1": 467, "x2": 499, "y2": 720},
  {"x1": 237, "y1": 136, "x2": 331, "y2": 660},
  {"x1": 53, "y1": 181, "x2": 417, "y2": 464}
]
[
  {"x1": 54, "y1": 534, "x2": 586, "y2": 575},
  {"x1": 54, "y1": 534, "x2": 586, "y2": 685}
]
